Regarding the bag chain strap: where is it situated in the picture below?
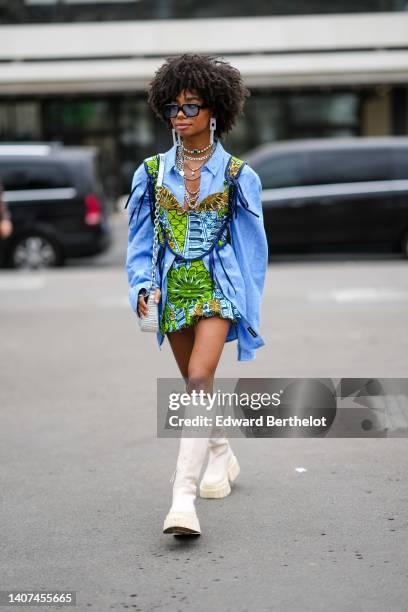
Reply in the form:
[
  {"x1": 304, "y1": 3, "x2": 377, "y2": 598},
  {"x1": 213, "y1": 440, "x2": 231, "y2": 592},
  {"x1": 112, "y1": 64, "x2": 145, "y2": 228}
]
[{"x1": 149, "y1": 153, "x2": 165, "y2": 292}]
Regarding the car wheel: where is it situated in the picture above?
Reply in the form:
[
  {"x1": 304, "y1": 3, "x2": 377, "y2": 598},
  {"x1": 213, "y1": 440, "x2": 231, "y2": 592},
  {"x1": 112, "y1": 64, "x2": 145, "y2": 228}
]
[{"x1": 9, "y1": 234, "x2": 63, "y2": 269}]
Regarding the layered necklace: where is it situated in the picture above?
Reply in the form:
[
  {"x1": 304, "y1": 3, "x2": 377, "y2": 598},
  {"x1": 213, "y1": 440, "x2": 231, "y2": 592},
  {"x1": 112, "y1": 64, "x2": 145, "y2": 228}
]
[{"x1": 175, "y1": 141, "x2": 216, "y2": 209}]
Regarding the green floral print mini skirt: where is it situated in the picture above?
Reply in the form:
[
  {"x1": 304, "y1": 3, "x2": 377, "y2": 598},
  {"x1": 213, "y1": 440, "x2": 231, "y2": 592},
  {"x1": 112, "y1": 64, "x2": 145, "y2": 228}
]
[{"x1": 159, "y1": 258, "x2": 241, "y2": 334}]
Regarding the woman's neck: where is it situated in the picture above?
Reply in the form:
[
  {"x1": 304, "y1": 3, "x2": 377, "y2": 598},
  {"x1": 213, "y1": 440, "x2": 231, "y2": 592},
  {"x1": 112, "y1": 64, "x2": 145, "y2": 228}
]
[{"x1": 181, "y1": 135, "x2": 216, "y2": 151}]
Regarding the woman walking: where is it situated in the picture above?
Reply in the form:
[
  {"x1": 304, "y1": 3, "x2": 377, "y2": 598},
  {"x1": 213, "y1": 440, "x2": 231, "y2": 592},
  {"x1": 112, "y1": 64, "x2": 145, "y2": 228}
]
[{"x1": 125, "y1": 53, "x2": 268, "y2": 535}]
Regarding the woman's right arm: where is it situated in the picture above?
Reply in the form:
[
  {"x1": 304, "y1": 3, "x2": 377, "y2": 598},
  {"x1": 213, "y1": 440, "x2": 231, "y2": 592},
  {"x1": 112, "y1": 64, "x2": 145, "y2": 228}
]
[
  {"x1": 0, "y1": 184, "x2": 13, "y2": 239},
  {"x1": 125, "y1": 161, "x2": 154, "y2": 319}
]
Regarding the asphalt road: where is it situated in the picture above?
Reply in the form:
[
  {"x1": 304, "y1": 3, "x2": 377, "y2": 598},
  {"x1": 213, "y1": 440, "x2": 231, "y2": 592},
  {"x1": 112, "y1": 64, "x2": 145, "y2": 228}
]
[{"x1": 1, "y1": 211, "x2": 407, "y2": 612}]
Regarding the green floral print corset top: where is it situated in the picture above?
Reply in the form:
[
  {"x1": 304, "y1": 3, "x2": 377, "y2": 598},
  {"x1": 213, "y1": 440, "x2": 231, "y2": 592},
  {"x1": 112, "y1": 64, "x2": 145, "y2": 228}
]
[{"x1": 155, "y1": 183, "x2": 241, "y2": 334}]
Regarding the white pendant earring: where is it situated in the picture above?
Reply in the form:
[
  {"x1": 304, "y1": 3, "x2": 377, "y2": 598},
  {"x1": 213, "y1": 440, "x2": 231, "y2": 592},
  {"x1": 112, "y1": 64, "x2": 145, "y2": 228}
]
[
  {"x1": 209, "y1": 117, "x2": 217, "y2": 145},
  {"x1": 172, "y1": 128, "x2": 181, "y2": 146}
]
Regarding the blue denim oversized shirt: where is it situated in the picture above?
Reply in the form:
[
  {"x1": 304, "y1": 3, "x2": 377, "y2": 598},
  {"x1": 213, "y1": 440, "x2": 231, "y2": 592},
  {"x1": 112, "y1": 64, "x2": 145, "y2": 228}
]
[{"x1": 124, "y1": 138, "x2": 268, "y2": 361}]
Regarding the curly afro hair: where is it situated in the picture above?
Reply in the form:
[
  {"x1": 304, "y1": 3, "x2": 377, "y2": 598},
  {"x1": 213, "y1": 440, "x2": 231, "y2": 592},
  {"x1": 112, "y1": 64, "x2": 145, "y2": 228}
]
[{"x1": 147, "y1": 53, "x2": 250, "y2": 139}]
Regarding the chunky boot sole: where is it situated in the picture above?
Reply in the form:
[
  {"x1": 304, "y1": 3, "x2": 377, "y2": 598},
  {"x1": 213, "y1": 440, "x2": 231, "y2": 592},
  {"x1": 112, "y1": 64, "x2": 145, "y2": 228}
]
[
  {"x1": 199, "y1": 455, "x2": 240, "y2": 499},
  {"x1": 163, "y1": 511, "x2": 201, "y2": 535}
]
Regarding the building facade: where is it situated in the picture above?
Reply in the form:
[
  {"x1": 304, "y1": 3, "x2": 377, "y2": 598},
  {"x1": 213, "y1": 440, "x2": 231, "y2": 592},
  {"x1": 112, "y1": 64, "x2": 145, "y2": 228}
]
[{"x1": 1, "y1": 1, "x2": 407, "y2": 200}]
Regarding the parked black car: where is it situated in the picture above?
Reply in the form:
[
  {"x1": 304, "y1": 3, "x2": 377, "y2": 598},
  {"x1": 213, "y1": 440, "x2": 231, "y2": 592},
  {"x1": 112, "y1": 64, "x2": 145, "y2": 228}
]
[
  {"x1": 245, "y1": 137, "x2": 408, "y2": 257},
  {"x1": 0, "y1": 142, "x2": 112, "y2": 269}
]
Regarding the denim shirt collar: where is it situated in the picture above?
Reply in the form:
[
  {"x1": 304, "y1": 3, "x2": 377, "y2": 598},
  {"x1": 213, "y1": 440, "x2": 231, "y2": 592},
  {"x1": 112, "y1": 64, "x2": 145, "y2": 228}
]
[{"x1": 167, "y1": 138, "x2": 224, "y2": 177}]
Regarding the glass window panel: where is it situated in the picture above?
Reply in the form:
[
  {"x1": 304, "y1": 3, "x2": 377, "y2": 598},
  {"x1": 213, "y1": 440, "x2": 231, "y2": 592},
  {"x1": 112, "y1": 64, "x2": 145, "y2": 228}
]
[
  {"x1": 255, "y1": 153, "x2": 306, "y2": 189},
  {"x1": 302, "y1": 148, "x2": 393, "y2": 185},
  {"x1": 224, "y1": 91, "x2": 360, "y2": 155},
  {"x1": 0, "y1": 103, "x2": 41, "y2": 141},
  {"x1": 119, "y1": 99, "x2": 154, "y2": 147},
  {"x1": 289, "y1": 94, "x2": 359, "y2": 126},
  {"x1": 391, "y1": 149, "x2": 408, "y2": 179},
  {"x1": 0, "y1": 162, "x2": 71, "y2": 190},
  {"x1": 2, "y1": 0, "x2": 404, "y2": 23},
  {"x1": 45, "y1": 100, "x2": 113, "y2": 132}
]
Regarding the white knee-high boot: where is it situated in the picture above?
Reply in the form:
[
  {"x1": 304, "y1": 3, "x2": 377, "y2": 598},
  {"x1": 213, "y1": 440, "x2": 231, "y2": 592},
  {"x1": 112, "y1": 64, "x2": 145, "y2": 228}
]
[
  {"x1": 163, "y1": 394, "x2": 212, "y2": 535},
  {"x1": 163, "y1": 435, "x2": 210, "y2": 534},
  {"x1": 199, "y1": 424, "x2": 240, "y2": 499}
]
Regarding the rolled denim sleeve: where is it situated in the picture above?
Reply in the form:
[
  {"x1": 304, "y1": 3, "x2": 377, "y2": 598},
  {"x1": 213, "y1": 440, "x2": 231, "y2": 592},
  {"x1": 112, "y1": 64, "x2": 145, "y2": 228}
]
[
  {"x1": 125, "y1": 162, "x2": 154, "y2": 319},
  {"x1": 229, "y1": 164, "x2": 268, "y2": 354}
]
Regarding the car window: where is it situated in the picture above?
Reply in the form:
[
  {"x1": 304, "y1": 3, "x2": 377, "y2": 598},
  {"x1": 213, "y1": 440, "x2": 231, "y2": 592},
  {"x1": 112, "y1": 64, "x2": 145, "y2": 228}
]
[
  {"x1": 0, "y1": 162, "x2": 72, "y2": 190},
  {"x1": 302, "y1": 148, "x2": 393, "y2": 185},
  {"x1": 254, "y1": 153, "x2": 305, "y2": 189},
  {"x1": 391, "y1": 148, "x2": 408, "y2": 180},
  {"x1": 90, "y1": 152, "x2": 109, "y2": 202},
  {"x1": 73, "y1": 152, "x2": 109, "y2": 201}
]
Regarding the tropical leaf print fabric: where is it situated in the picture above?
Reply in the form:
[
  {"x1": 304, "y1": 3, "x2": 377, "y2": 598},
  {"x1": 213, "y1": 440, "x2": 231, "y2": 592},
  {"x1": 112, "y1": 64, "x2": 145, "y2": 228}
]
[{"x1": 157, "y1": 186, "x2": 241, "y2": 334}]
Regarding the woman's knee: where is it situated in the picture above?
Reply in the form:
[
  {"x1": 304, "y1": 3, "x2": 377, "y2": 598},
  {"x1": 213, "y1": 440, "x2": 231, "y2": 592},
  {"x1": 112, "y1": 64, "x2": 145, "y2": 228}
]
[{"x1": 186, "y1": 366, "x2": 214, "y2": 394}]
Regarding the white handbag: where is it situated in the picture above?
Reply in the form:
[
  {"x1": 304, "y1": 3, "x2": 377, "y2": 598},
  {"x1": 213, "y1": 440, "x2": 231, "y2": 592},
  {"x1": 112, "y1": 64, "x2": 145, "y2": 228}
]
[{"x1": 138, "y1": 153, "x2": 165, "y2": 333}]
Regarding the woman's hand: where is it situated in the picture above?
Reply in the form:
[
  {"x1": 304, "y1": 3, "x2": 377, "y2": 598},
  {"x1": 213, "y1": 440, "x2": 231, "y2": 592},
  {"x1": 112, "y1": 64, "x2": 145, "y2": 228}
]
[
  {"x1": 137, "y1": 288, "x2": 161, "y2": 318},
  {"x1": 0, "y1": 219, "x2": 13, "y2": 239}
]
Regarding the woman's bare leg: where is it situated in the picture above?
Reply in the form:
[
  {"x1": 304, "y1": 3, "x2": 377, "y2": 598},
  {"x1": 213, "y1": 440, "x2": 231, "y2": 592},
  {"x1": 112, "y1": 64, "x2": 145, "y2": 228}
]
[
  {"x1": 188, "y1": 317, "x2": 237, "y2": 501},
  {"x1": 166, "y1": 316, "x2": 230, "y2": 385},
  {"x1": 166, "y1": 327, "x2": 195, "y2": 380},
  {"x1": 163, "y1": 316, "x2": 231, "y2": 534},
  {"x1": 187, "y1": 316, "x2": 231, "y2": 393}
]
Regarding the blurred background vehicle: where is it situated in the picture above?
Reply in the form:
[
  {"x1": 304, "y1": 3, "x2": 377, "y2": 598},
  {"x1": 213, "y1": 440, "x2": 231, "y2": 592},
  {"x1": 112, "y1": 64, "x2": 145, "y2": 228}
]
[
  {"x1": 245, "y1": 136, "x2": 408, "y2": 257},
  {"x1": 0, "y1": 143, "x2": 112, "y2": 269}
]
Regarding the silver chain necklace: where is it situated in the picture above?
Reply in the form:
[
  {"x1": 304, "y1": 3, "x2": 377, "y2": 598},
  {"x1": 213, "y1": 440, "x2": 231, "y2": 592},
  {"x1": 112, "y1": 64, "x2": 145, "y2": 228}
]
[
  {"x1": 175, "y1": 144, "x2": 216, "y2": 210},
  {"x1": 183, "y1": 148, "x2": 215, "y2": 161},
  {"x1": 182, "y1": 141, "x2": 213, "y2": 155}
]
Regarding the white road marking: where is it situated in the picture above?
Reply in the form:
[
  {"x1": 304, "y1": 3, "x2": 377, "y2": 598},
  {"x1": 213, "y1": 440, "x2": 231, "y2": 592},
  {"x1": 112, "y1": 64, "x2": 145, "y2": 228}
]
[
  {"x1": 0, "y1": 276, "x2": 47, "y2": 290},
  {"x1": 308, "y1": 288, "x2": 408, "y2": 303}
]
